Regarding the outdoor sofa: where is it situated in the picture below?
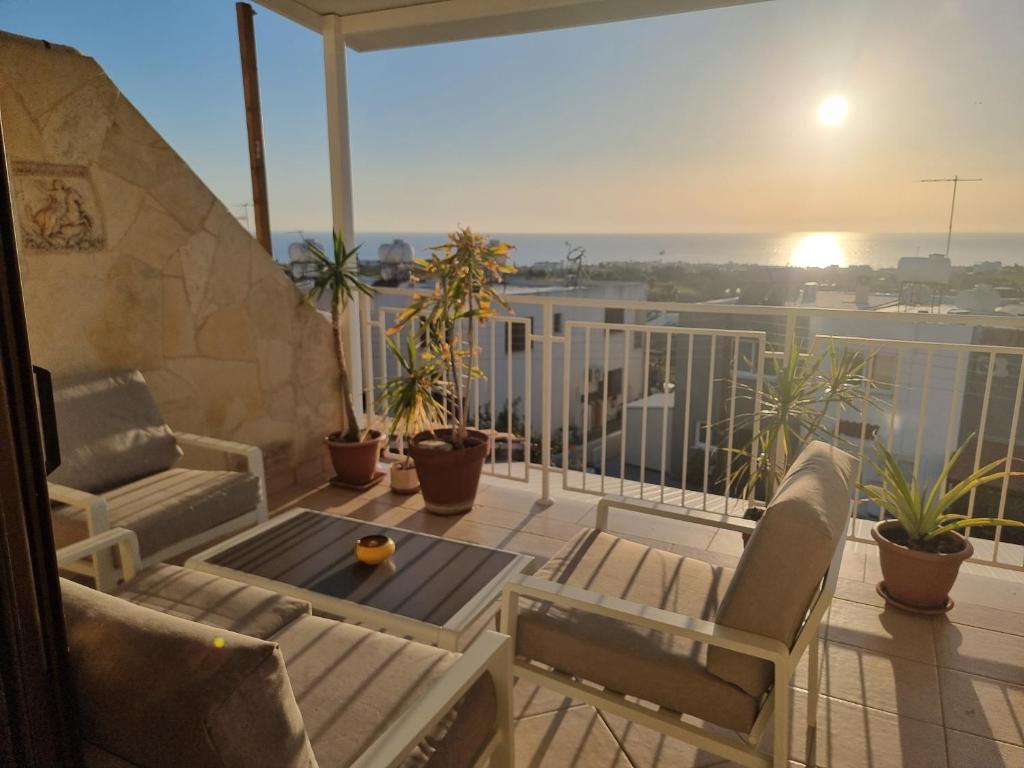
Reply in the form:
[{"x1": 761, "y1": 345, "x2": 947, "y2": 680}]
[
  {"x1": 56, "y1": 529, "x2": 513, "y2": 768},
  {"x1": 47, "y1": 369, "x2": 268, "y2": 590},
  {"x1": 502, "y1": 440, "x2": 857, "y2": 768}
]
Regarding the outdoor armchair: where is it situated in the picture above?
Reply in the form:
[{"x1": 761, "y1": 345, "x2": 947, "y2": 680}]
[
  {"x1": 47, "y1": 369, "x2": 268, "y2": 590},
  {"x1": 502, "y1": 440, "x2": 857, "y2": 768}
]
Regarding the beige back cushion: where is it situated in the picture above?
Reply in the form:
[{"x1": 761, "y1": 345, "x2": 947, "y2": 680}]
[
  {"x1": 62, "y1": 579, "x2": 317, "y2": 768},
  {"x1": 49, "y1": 370, "x2": 182, "y2": 494},
  {"x1": 706, "y1": 441, "x2": 857, "y2": 697}
]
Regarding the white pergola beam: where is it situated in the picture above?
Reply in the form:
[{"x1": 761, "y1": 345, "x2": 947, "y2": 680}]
[
  {"x1": 256, "y1": 1, "x2": 767, "y2": 50},
  {"x1": 322, "y1": 14, "x2": 364, "y2": 421}
]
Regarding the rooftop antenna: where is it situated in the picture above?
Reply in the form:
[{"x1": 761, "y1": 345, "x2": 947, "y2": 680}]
[
  {"x1": 918, "y1": 176, "x2": 981, "y2": 258},
  {"x1": 234, "y1": 202, "x2": 253, "y2": 232}
]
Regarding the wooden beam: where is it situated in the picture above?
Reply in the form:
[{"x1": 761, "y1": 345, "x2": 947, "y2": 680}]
[{"x1": 236, "y1": 2, "x2": 273, "y2": 254}]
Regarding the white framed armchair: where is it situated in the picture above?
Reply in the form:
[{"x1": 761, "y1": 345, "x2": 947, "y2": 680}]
[
  {"x1": 501, "y1": 441, "x2": 857, "y2": 768},
  {"x1": 47, "y1": 369, "x2": 268, "y2": 591}
]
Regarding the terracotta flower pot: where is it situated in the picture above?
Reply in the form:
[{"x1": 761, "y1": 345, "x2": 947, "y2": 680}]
[
  {"x1": 871, "y1": 519, "x2": 973, "y2": 612},
  {"x1": 389, "y1": 461, "x2": 420, "y2": 495},
  {"x1": 326, "y1": 430, "x2": 383, "y2": 487},
  {"x1": 408, "y1": 428, "x2": 489, "y2": 515}
]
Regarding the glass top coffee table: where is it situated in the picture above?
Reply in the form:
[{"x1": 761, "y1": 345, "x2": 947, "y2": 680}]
[{"x1": 186, "y1": 507, "x2": 533, "y2": 651}]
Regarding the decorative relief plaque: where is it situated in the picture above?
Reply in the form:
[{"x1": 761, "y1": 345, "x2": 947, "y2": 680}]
[{"x1": 10, "y1": 161, "x2": 105, "y2": 251}]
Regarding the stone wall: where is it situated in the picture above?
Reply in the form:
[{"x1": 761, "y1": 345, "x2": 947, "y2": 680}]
[{"x1": 0, "y1": 31, "x2": 340, "y2": 493}]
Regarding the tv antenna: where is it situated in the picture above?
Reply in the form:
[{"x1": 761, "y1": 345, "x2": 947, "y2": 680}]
[
  {"x1": 918, "y1": 176, "x2": 981, "y2": 258},
  {"x1": 234, "y1": 202, "x2": 253, "y2": 232}
]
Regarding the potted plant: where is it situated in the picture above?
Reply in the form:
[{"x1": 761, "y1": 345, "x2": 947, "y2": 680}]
[
  {"x1": 377, "y1": 335, "x2": 449, "y2": 494},
  {"x1": 387, "y1": 227, "x2": 515, "y2": 514},
  {"x1": 731, "y1": 341, "x2": 879, "y2": 540},
  {"x1": 860, "y1": 438, "x2": 1023, "y2": 612},
  {"x1": 302, "y1": 232, "x2": 382, "y2": 488}
]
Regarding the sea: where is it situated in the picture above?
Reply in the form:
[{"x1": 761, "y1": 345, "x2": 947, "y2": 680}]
[{"x1": 271, "y1": 231, "x2": 1024, "y2": 270}]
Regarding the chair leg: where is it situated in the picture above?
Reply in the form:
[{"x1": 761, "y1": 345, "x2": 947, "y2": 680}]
[
  {"x1": 772, "y1": 668, "x2": 790, "y2": 768},
  {"x1": 807, "y1": 637, "x2": 821, "y2": 730},
  {"x1": 489, "y1": 637, "x2": 515, "y2": 768}
]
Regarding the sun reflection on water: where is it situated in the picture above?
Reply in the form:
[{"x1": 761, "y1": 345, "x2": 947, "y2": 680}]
[{"x1": 789, "y1": 233, "x2": 847, "y2": 268}]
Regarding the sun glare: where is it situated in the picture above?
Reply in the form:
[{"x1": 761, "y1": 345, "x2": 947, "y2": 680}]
[
  {"x1": 790, "y1": 233, "x2": 846, "y2": 269},
  {"x1": 817, "y1": 95, "x2": 849, "y2": 126}
]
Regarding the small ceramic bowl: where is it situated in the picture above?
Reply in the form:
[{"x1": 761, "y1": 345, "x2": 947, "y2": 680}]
[{"x1": 354, "y1": 534, "x2": 396, "y2": 565}]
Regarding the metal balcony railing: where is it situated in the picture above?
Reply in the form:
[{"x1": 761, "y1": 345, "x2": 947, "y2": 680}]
[{"x1": 360, "y1": 287, "x2": 1024, "y2": 571}]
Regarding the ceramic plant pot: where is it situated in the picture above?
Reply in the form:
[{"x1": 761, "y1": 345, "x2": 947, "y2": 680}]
[
  {"x1": 389, "y1": 461, "x2": 420, "y2": 495},
  {"x1": 408, "y1": 428, "x2": 489, "y2": 515},
  {"x1": 326, "y1": 430, "x2": 383, "y2": 487},
  {"x1": 872, "y1": 519, "x2": 972, "y2": 612}
]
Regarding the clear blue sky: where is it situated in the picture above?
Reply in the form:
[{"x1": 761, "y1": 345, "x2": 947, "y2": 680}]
[{"x1": 2, "y1": 0, "x2": 1022, "y2": 234}]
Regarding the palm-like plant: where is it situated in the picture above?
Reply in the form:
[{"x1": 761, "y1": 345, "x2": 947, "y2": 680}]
[
  {"x1": 302, "y1": 231, "x2": 375, "y2": 443},
  {"x1": 377, "y1": 336, "x2": 449, "y2": 467},
  {"x1": 732, "y1": 341, "x2": 879, "y2": 501},
  {"x1": 387, "y1": 227, "x2": 515, "y2": 449},
  {"x1": 860, "y1": 437, "x2": 1024, "y2": 549}
]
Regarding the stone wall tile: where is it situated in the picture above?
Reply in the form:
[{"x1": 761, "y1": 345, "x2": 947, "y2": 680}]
[{"x1": 196, "y1": 305, "x2": 257, "y2": 361}]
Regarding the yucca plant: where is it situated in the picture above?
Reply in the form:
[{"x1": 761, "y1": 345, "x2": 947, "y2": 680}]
[
  {"x1": 386, "y1": 227, "x2": 515, "y2": 449},
  {"x1": 301, "y1": 231, "x2": 375, "y2": 443},
  {"x1": 860, "y1": 437, "x2": 1024, "y2": 551},
  {"x1": 377, "y1": 335, "x2": 449, "y2": 468},
  {"x1": 731, "y1": 341, "x2": 880, "y2": 501}
]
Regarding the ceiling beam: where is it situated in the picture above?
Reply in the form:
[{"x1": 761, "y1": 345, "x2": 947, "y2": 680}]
[{"x1": 254, "y1": 0, "x2": 767, "y2": 49}]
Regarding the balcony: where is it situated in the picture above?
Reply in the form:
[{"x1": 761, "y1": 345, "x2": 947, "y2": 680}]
[{"x1": 3, "y1": 1, "x2": 1024, "y2": 766}]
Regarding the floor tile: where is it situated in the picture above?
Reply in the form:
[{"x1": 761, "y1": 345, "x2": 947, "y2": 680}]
[
  {"x1": 765, "y1": 690, "x2": 948, "y2": 768},
  {"x1": 833, "y1": 579, "x2": 887, "y2": 609},
  {"x1": 825, "y1": 599, "x2": 936, "y2": 664},
  {"x1": 463, "y1": 504, "x2": 583, "y2": 541},
  {"x1": 514, "y1": 706, "x2": 635, "y2": 767},
  {"x1": 945, "y1": 729, "x2": 1024, "y2": 768},
  {"x1": 943, "y1": 601, "x2": 1024, "y2": 638},
  {"x1": 793, "y1": 639, "x2": 943, "y2": 724},
  {"x1": 513, "y1": 679, "x2": 583, "y2": 720},
  {"x1": 598, "y1": 709, "x2": 734, "y2": 768},
  {"x1": 939, "y1": 668, "x2": 1024, "y2": 746},
  {"x1": 933, "y1": 621, "x2": 1024, "y2": 686}
]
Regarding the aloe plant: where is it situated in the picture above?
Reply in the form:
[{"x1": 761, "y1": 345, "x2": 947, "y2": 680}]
[
  {"x1": 860, "y1": 436, "x2": 1024, "y2": 549},
  {"x1": 377, "y1": 335, "x2": 449, "y2": 467},
  {"x1": 301, "y1": 231, "x2": 375, "y2": 442},
  {"x1": 386, "y1": 228, "x2": 515, "y2": 449},
  {"x1": 732, "y1": 341, "x2": 879, "y2": 501}
]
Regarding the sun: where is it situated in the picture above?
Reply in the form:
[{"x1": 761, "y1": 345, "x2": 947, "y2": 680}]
[{"x1": 817, "y1": 95, "x2": 849, "y2": 126}]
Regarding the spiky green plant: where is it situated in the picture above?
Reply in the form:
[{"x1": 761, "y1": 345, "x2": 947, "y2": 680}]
[
  {"x1": 860, "y1": 437, "x2": 1024, "y2": 549},
  {"x1": 377, "y1": 336, "x2": 450, "y2": 467},
  {"x1": 386, "y1": 228, "x2": 515, "y2": 449},
  {"x1": 731, "y1": 340, "x2": 879, "y2": 501},
  {"x1": 301, "y1": 231, "x2": 375, "y2": 442}
]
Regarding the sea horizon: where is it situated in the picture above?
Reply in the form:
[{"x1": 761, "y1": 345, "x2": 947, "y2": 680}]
[{"x1": 270, "y1": 230, "x2": 1024, "y2": 271}]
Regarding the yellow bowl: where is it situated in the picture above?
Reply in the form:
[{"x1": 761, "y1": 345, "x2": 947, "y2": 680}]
[{"x1": 354, "y1": 534, "x2": 396, "y2": 565}]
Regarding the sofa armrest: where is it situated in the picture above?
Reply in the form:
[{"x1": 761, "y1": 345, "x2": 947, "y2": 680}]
[
  {"x1": 56, "y1": 528, "x2": 142, "y2": 586},
  {"x1": 176, "y1": 432, "x2": 268, "y2": 521},
  {"x1": 596, "y1": 495, "x2": 758, "y2": 535},
  {"x1": 502, "y1": 574, "x2": 788, "y2": 663},
  {"x1": 351, "y1": 630, "x2": 514, "y2": 768}
]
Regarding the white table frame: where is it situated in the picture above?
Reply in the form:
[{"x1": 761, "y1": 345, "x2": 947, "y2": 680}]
[{"x1": 186, "y1": 507, "x2": 533, "y2": 651}]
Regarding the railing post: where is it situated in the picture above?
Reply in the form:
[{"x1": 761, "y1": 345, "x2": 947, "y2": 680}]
[
  {"x1": 783, "y1": 311, "x2": 797, "y2": 358},
  {"x1": 539, "y1": 301, "x2": 554, "y2": 506}
]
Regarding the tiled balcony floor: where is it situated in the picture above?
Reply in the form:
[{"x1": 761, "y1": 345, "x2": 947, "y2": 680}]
[{"x1": 272, "y1": 469, "x2": 1024, "y2": 768}]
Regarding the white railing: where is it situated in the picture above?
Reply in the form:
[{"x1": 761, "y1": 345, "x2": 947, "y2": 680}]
[{"x1": 361, "y1": 287, "x2": 1024, "y2": 570}]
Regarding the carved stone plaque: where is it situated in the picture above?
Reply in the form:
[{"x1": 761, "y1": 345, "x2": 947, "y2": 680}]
[{"x1": 11, "y1": 161, "x2": 105, "y2": 251}]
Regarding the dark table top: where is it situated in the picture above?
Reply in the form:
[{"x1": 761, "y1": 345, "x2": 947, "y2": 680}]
[{"x1": 208, "y1": 509, "x2": 521, "y2": 627}]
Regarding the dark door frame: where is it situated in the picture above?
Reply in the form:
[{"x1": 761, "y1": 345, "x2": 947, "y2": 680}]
[{"x1": 0, "y1": 106, "x2": 81, "y2": 765}]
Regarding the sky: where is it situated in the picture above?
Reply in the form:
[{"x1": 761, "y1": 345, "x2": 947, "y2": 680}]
[{"x1": 1, "y1": 0, "x2": 1022, "y2": 235}]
